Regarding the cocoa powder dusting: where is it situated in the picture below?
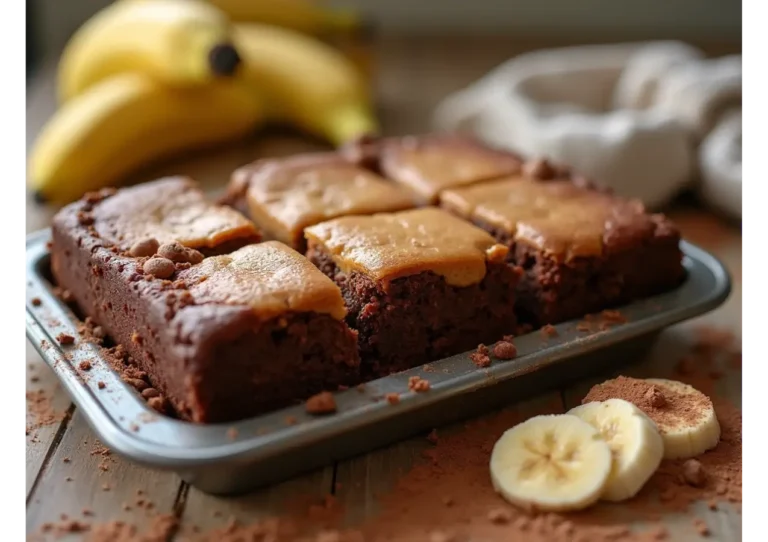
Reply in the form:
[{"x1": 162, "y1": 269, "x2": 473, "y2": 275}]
[
  {"x1": 582, "y1": 376, "x2": 713, "y2": 434},
  {"x1": 34, "y1": 327, "x2": 739, "y2": 542},
  {"x1": 26, "y1": 389, "x2": 64, "y2": 438}
]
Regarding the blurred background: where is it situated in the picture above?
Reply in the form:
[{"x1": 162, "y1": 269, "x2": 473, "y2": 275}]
[
  {"x1": 26, "y1": 0, "x2": 742, "y2": 221},
  {"x1": 27, "y1": 0, "x2": 741, "y2": 75}
]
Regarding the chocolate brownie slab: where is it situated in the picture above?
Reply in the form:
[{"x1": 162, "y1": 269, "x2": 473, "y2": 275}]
[
  {"x1": 224, "y1": 153, "x2": 416, "y2": 251},
  {"x1": 305, "y1": 208, "x2": 520, "y2": 374},
  {"x1": 341, "y1": 134, "x2": 523, "y2": 204},
  {"x1": 51, "y1": 179, "x2": 359, "y2": 422},
  {"x1": 440, "y1": 166, "x2": 685, "y2": 325}
]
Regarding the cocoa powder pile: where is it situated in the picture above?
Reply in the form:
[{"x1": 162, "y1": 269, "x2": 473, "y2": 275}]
[{"x1": 582, "y1": 376, "x2": 714, "y2": 433}]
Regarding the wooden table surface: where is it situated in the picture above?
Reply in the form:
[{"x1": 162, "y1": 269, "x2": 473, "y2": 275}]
[{"x1": 26, "y1": 37, "x2": 742, "y2": 540}]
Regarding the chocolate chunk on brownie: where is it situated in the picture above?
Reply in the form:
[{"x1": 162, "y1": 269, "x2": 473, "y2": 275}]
[
  {"x1": 342, "y1": 134, "x2": 523, "y2": 204},
  {"x1": 87, "y1": 176, "x2": 260, "y2": 254},
  {"x1": 305, "y1": 208, "x2": 520, "y2": 374},
  {"x1": 51, "y1": 179, "x2": 359, "y2": 422},
  {"x1": 440, "y1": 170, "x2": 685, "y2": 325},
  {"x1": 224, "y1": 153, "x2": 416, "y2": 251}
]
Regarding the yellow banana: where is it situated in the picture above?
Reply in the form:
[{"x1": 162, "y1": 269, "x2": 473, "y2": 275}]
[
  {"x1": 233, "y1": 23, "x2": 378, "y2": 145},
  {"x1": 204, "y1": 0, "x2": 360, "y2": 34},
  {"x1": 59, "y1": 0, "x2": 240, "y2": 103},
  {"x1": 30, "y1": 74, "x2": 263, "y2": 204}
]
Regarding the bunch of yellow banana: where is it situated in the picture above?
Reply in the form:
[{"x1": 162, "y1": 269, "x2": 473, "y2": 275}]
[{"x1": 29, "y1": 0, "x2": 378, "y2": 204}]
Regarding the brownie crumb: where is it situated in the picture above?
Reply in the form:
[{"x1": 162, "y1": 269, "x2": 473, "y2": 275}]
[
  {"x1": 476, "y1": 344, "x2": 489, "y2": 356},
  {"x1": 78, "y1": 360, "x2": 92, "y2": 371},
  {"x1": 541, "y1": 324, "x2": 558, "y2": 337},
  {"x1": 492, "y1": 341, "x2": 517, "y2": 360},
  {"x1": 143, "y1": 257, "x2": 176, "y2": 279},
  {"x1": 285, "y1": 416, "x2": 298, "y2": 425},
  {"x1": 31, "y1": 297, "x2": 42, "y2": 307},
  {"x1": 683, "y1": 459, "x2": 706, "y2": 487},
  {"x1": 306, "y1": 391, "x2": 337, "y2": 415},
  {"x1": 522, "y1": 157, "x2": 556, "y2": 180},
  {"x1": 141, "y1": 388, "x2": 159, "y2": 399},
  {"x1": 56, "y1": 333, "x2": 75, "y2": 345},
  {"x1": 676, "y1": 355, "x2": 696, "y2": 375},
  {"x1": 426, "y1": 429, "x2": 439, "y2": 444},
  {"x1": 147, "y1": 396, "x2": 166, "y2": 413},
  {"x1": 644, "y1": 385, "x2": 667, "y2": 408},
  {"x1": 128, "y1": 238, "x2": 159, "y2": 258},
  {"x1": 62, "y1": 457, "x2": 70, "y2": 463},
  {"x1": 408, "y1": 376, "x2": 431, "y2": 392},
  {"x1": 693, "y1": 518, "x2": 710, "y2": 537},
  {"x1": 470, "y1": 351, "x2": 491, "y2": 368},
  {"x1": 385, "y1": 393, "x2": 400, "y2": 405},
  {"x1": 487, "y1": 507, "x2": 512, "y2": 524},
  {"x1": 601, "y1": 309, "x2": 627, "y2": 323},
  {"x1": 97, "y1": 381, "x2": 106, "y2": 389}
]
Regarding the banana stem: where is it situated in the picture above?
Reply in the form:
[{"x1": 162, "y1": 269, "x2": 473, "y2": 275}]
[{"x1": 324, "y1": 104, "x2": 379, "y2": 147}]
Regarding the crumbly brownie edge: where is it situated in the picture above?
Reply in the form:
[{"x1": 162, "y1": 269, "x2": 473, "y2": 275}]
[
  {"x1": 306, "y1": 240, "x2": 519, "y2": 374},
  {"x1": 51, "y1": 199, "x2": 359, "y2": 423},
  {"x1": 177, "y1": 309, "x2": 360, "y2": 422},
  {"x1": 461, "y1": 215, "x2": 685, "y2": 325}
]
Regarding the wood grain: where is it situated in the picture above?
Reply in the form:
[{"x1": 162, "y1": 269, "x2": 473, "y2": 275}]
[
  {"x1": 26, "y1": 411, "x2": 182, "y2": 540},
  {"x1": 335, "y1": 392, "x2": 565, "y2": 526},
  {"x1": 178, "y1": 468, "x2": 335, "y2": 538},
  {"x1": 26, "y1": 343, "x2": 73, "y2": 497}
]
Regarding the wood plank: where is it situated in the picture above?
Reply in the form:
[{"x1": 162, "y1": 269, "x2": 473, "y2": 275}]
[
  {"x1": 26, "y1": 342, "x2": 73, "y2": 496},
  {"x1": 26, "y1": 410, "x2": 182, "y2": 540},
  {"x1": 334, "y1": 392, "x2": 565, "y2": 527},
  {"x1": 177, "y1": 468, "x2": 335, "y2": 538}
]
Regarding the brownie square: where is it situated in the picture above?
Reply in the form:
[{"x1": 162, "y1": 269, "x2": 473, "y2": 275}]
[
  {"x1": 88, "y1": 176, "x2": 261, "y2": 254},
  {"x1": 341, "y1": 134, "x2": 523, "y2": 204},
  {"x1": 440, "y1": 168, "x2": 685, "y2": 325},
  {"x1": 51, "y1": 179, "x2": 359, "y2": 423},
  {"x1": 304, "y1": 208, "x2": 520, "y2": 374},
  {"x1": 224, "y1": 153, "x2": 416, "y2": 251}
]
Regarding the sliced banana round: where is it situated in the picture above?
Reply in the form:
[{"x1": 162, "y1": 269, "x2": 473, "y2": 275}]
[
  {"x1": 490, "y1": 414, "x2": 612, "y2": 512},
  {"x1": 568, "y1": 399, "x2": 664, "y2": 502},
  {"x1": 645, "y1": 378, "x2": 721, "y2": 459}
]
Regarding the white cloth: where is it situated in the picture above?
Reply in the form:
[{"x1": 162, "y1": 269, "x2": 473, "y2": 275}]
[{"x1": 433, "y1": 41, "x2": 742, "y2": 217}]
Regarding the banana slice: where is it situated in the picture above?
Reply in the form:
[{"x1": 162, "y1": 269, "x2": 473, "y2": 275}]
[
  {"x1": 490, "y1": 414, "x2": 612, "y2": 512},
  {"x1": 645, "y1": 378, "x2": 721, "y2": 459},
  {"x1": 568, "y1": 399, "x2": 664, "y2": 502}
]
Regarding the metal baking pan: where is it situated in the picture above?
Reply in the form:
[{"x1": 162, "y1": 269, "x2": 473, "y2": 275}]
[{"x1": 25, "y1": 229, "x2": 731, "y2": 495}]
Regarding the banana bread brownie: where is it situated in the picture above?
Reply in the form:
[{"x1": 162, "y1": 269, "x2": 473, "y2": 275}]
[
  {"x1": 223, "y1": 153, "x2": 416, "y2": 252},
  {"x1": 341, "y1": 134, "x2": 524, "y2": 204},
  {"x1": 51, "y1": 178, "x2": 360, "y2": 422},
  {"x1": 305, "y1": 207, "x2": 521, "y2": 375},
  {"x1": 440, "y1": 163, "x2": 685, "y2": 325}
]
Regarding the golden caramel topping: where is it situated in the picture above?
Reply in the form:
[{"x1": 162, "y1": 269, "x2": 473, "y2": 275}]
[
  {"x1": 305, "y1": 208, "x2": 507, "y2": 287},
  {"x1": 92, "y1": 177, "x2": 258, "y2": 250},
  {"x1": 241, "y1": 156, "x2": 415, "y2": 247},
  {"x1": 441, "y1": 177, "x2": 649, "y2": 260},
  {"x1": 380, "y1": 136, "x2": 522, "y2": 203},
  {"x1": 182, "y1": 242, "x2": 346, "y2": 321}
]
